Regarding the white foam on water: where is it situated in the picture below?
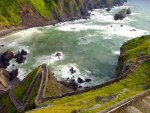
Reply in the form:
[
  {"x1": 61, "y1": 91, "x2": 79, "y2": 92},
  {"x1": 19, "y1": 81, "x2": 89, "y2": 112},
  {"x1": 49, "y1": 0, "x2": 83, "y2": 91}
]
[
  {"x1": 89, "y1": 8, "x2": 133, "y2": 24},
  {"x1": 57, "y1": 22, "x2": 148, "y2": 38},
  {"x1": 78, "y1": 34, "x2": 97, "y2": 45},
  {"x1": 112, "y1": 50, "x2": 120, "y2": 55},
  {"x1": 0, "y1": 28, "x2": 42, "y2": 43},
  {"x1": 54, "y1": 63, "x2": 81, "y2": 79},
  {"x1": 34, "y1": 51, "x2": 64, "y2": 66},
  {"x1": 17, "y1": 68, "x2": 30, "y2": 80},
  {"x1": 53, "y1": 64, "x2": 94, "y2": 88},
  {"x1": 10, "y1": 28, "x2": 41, "y2": 38},
  {"x1": 103, "y1": 36, "x2": 112, "y2": 39},
  {"x1": 101, "y1": 24, "x2": 149, "y2": 38},
  {"x1": 56, "y1": 23, "x2": 99, "y2": 32}
]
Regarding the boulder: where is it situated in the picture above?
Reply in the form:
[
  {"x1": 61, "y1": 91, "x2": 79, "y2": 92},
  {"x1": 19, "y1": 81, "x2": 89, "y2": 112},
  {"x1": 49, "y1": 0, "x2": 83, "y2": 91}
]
[
  {"x1": 55, "y1": 52, "x2": 61, "y2": 57},
  {"x1": 1, "y1": 51, "x2": 14, "y2": 61},
  {"x1": 14, "y1": 51, "x2": 21, "y2": 58},
  {"x1": 9, "y1": 69, "x2": 18, "y2": 80},
  {"x1": 114, "y1": 8, "x2": 131, "y2": 20},
  {"x1": 77, "y1": 77, "x2": 84, "y2": 83},
  {"x1": 0, "y1": 61, "x2": 10, "y2": 69},
  {"x1": 85, "y1": 78, "x2": 92, "y2": 82},
  {"x1": 15, "y1": 51, "x2": 26, "y2": 64},
  {"x1": 106, "y1": 8, "x2": 111, "y2": 12},
  {"x1": 126, "y1": 8, "x2": 131, "y2": 14},
  {"x1": 70, "y1": 67, "x2": 76, "y2": 74},
  {"x1": 16, "y1": 55, "x2": 26, "y2": 64},
  {"x1": 21, "y1": 49, "x2": 27, "y2": 55}
]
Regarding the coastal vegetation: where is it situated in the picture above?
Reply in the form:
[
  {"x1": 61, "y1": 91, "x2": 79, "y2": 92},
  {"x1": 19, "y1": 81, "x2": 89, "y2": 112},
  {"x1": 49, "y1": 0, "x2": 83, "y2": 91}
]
[
  {"x1": 28, "y1": 35, "x2": 150, "y2": 113},
  {"x1": 1, "y1": 1, "x2": 149, "y2": 113},
  {"x1": 0, "y1": 0, "x2": 126, "y2": 29},
  {"x1": 0, "y1": 68, "x2": 39, "y2": 113}
]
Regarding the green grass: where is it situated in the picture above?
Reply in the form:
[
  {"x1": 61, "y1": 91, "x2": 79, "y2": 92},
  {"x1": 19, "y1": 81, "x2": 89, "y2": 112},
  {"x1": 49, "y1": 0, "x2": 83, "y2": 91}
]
[
  {"x1": 0, "y1": 68, "x2": 39, "y2": 113},
  {"x1": 14, "y1": 68, "x2": 38, "y2": 102},
  {"x1": 28, "y1": 73, "x2": 42, "y2": 104},
  {"x1": 0, "y1": 94, "x2": 17, "y2": 113},
  {"x1": 0, "y1": 0, "x2": 84, "y2": 27},
  {"x1": 30, "y1": 0, "x2": 50, "y2": 19},
  {"x1": 28, "y1": 35, "x2": 150, "y2": 113},
  {"x1": 121, "y1": 35, "x2": 150, "y2": 63},
  {"x1": 29, "y1": 61, "x2": 150, "y2": 113}
]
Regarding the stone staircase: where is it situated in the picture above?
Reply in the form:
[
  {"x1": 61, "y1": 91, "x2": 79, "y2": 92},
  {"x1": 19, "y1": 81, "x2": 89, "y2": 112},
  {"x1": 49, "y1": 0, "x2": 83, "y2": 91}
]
[{"x1": 119, "y1": 96, "x2": 150, "y2": 113}]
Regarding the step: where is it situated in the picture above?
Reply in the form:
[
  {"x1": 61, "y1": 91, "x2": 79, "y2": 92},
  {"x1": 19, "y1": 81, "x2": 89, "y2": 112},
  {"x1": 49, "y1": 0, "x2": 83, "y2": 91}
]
[
  {"x1": 134, "y1": 99, "x2": 150, "y2": 113},
  {"x1": 125, "y1": 106, "x2": 142, "y2": 113}
]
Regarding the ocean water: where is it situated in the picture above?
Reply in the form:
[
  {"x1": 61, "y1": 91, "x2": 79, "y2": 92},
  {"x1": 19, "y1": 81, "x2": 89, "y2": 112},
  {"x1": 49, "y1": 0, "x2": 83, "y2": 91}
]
[{"x1": 0, "y1": 0, "x2": 150, "y2": 87}]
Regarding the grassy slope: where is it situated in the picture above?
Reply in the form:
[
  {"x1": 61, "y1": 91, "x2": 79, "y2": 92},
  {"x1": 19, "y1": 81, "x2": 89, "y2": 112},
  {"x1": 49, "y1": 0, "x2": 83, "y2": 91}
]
[
  {"x1": 0, "y1": 68, "x2": 39, "y2": 113},
  {"x1": 14, "y1": 68, "x2": 38, "y2": 102},
  {"x1": 0, "y1": 94, "x2": 17, "y2": 113},
  {"x1": 0, "y1": 0, "x2": 75, "y2": 27},
  {"x1": 28, "y1": 35, "x2": 150, "y2": 113},
  {"x1": 120, "y1": 35, "x2": 150, "y2": 62},
  {"x1": 0, "y1": 0, "x2": 118, "y2": 28}
]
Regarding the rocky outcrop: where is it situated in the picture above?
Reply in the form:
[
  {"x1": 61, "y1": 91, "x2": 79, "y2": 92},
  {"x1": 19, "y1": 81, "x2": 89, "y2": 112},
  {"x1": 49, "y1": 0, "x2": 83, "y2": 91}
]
[
  {"x1": 116, "y1": 35, "x2": 150, "y2": 76},
  {"x1": 9, "y1": 69, "x2": 19, "y2": 80},
  {"x1": 0, "y1": 49, "x2": 28, "y2": 81},
  {"x1": 14, "y1": 49, "x2": 27, "y2": 64},
  {"x1": 0, "y1": 51, "x2": 14, "y2": 69},
  {"x1": 0, "y1": 0, "x2": 127, "y2": 36},
  {"x1": 20, "y1": 0, "x2": 127, "y2": 27},
  {"x1": 114, "y1": 8, "x2": 131, "y2": 20}
]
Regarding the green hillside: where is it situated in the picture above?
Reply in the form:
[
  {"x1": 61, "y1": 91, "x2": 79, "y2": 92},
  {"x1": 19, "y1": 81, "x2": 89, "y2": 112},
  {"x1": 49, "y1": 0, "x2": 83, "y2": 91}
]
[
  {"x1": 0, "y1": 0, "x2": 125, "y2": 28},
  {"x1": 28, "y1": 35, "x2": 150, "y2": 113}
]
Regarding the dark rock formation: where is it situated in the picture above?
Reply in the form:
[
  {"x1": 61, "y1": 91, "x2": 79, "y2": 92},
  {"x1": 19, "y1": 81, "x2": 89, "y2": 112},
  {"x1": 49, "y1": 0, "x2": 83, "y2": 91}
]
[
  {"x1": 70, "y1": 67, "x2": 76, "y2": 74},
  {"x1": 0, "y1": 61, "x2": 10, "y2": 69},
  {"x1": 77, "y1": 77, "x2": 84, "y2": 83},
  {"x1": 68, "y1": 79, "x2": 78, "y2": 90},
  {"x1": 20, "y1": 0, "x2": 127, "y2": 28},
  {"x1": 14, "y1": 49, "x2": 28, "y2": 64},
  {"x1": 21, "y1": 49, "x2": 27, "y2": 55},
  {"x1": 106, "y1": 8, "x2": 111, "y2": 12},
  {"x1": 85, "y1": 78, "x2": 92, "y2": 82},
  {"x1": 1, "y1": 51, "x2": 14, "y2": 61},
  {"x1": 9, "y1": 69, "x2": 18, "y2": 80},
  {"x1": 0, "y1": 51, "x2": 14, "y2": 69},
  {"x1": 126, "y1": 8, "x2": 131, "y2": 14},
  {"x1": 16, "y1": 55, "x2": 26, "y2": 64},
  {"x1": 114, "y1": 8, "x2": 131, "y2": 20}
]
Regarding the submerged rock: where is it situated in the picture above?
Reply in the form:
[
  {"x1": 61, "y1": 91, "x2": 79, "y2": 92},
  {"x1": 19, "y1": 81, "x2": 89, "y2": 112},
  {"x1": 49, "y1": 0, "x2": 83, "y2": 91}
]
[
  {"x1": 85, "y1": 78, "x2": 92, "y2": 82},
  {"x1": 106, "y1": 8, "x2": 111, "y2": 12},
  {"x1": 70, "y1": 67, "x2": 76, "y2": 74}
]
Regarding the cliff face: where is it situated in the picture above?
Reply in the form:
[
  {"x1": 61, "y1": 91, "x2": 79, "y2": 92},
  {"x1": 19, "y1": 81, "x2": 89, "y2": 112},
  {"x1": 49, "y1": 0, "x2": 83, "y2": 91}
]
[
  {"x1": 116, "y1": 35, "x2": 150, "y2": 76},
  {"x1": 0, "y1": 0, "x2": 126, "y2": 29}
]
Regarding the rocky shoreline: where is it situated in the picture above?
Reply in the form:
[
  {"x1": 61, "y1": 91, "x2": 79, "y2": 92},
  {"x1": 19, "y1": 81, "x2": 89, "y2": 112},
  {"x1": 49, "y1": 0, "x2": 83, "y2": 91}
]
[
  {"x1": 0, "y1": 0, "x2": 127, "y2": 38},
  {"x1": 0, "y1": 49, "x2": 28, "y2": 81}
]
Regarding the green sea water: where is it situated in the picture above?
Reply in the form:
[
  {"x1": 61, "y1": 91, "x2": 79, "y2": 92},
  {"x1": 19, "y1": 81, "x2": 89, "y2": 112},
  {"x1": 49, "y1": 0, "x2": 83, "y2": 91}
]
[{"x1": 0, "y1": 0, "x2": 149, "y2": 87}]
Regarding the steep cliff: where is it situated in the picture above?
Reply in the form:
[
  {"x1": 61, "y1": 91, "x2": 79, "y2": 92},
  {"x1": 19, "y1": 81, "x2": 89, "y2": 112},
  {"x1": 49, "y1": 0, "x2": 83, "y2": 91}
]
[
  {"x1": 0, "y1": 0, "x2": 127, "y2": 30},
  {"x1": 117, "y1": 35, "x2": 150, "y2": 76}
]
